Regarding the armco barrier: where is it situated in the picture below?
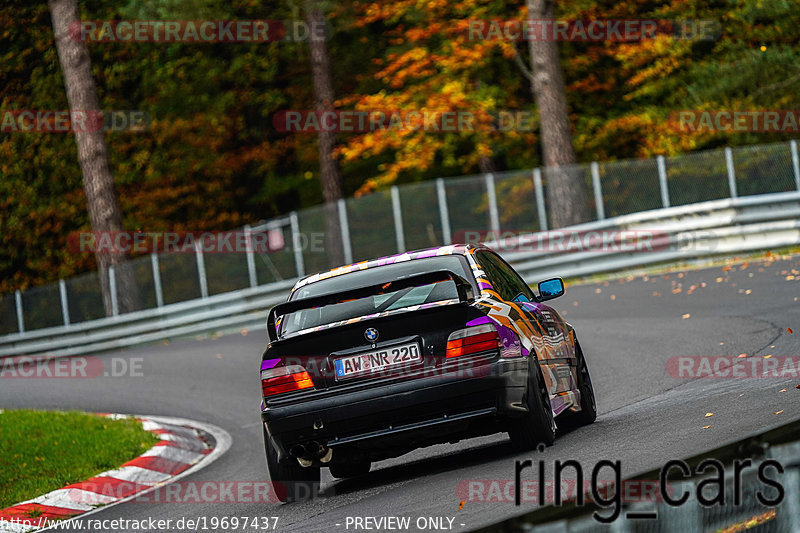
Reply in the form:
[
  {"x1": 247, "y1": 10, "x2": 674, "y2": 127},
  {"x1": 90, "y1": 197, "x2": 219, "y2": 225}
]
[{"x1": 1, "y1": 190, "x2": 799, "y2": 359}]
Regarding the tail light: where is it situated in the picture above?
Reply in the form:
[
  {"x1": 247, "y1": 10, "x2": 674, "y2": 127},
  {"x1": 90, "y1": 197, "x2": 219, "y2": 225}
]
[
  {"x1": 446, "y1": 324, "x2": 501, "y2": 358},
  {"x1": 261, "y1": 365, "x2": 314, "y2": 397}
]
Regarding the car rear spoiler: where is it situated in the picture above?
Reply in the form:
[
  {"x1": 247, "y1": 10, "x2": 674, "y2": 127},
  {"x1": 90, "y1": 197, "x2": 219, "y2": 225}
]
[{"x1": 266, "y1": 269, "x2": 475, "y2": 342}]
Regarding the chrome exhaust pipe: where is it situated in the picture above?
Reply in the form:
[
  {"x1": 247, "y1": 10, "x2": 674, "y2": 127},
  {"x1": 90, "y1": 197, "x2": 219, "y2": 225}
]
[
  {"x1": 290, "y1": 441, "x2": 331, "y2": 466},
  {"x1": 305, "y1": 441, "x2": 325, "y2": 457},
  {"x1": 289, "y1": 444, "x2": 306, "y2": 458}
]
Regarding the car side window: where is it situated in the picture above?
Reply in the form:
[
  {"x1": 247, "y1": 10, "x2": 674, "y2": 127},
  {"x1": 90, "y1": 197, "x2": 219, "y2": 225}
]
[{"x1": 475, "y1": 251, "x2": 534, "y2": 302}]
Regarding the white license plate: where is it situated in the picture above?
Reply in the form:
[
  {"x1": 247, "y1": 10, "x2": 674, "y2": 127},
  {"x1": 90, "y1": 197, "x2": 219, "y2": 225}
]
[{"x1": 334, "y1": 342, "x2": 421, "y2": 380}]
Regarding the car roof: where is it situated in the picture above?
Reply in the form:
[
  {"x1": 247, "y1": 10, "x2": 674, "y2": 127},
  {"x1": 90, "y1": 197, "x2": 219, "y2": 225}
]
[{"x1": 291, "y1": 243, "x2": 487, "y2": 293}]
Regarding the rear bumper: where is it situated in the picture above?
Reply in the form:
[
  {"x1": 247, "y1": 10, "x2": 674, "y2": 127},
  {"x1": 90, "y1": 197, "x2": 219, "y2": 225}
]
[{"x1": 261, "y1": 358, "x2": 529, "y2": 460}]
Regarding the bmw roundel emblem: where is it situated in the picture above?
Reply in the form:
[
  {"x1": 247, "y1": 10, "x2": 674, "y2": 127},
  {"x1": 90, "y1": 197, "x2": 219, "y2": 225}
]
[{"x1": 364, "y1": 328, "x2": 379, "y2": 342}]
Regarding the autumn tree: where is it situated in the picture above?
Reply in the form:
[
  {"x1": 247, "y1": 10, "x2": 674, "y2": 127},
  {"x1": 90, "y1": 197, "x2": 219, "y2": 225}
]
[
  {"x1": 340, "y1": 0, "x2": 537, "y2": 193},
  {"x1": 306, "y1": 0, "x2": 345, "y2": 267},
  {"x1": 49, "y1": 0, "x2": 140, "y2": 314},
  {"x1": 522, "y1": 0, "x2": 588, "y2": 228}
]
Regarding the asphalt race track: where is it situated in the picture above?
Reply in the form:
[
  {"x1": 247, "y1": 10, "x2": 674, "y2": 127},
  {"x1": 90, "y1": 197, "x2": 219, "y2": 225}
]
[{"x1": 2, "y1": 255, "x2": 799, "y2": 532}]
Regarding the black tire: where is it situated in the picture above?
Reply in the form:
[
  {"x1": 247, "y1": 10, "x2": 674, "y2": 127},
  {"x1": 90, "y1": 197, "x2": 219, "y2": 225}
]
[
  {"x1": 562, "y1": 341, "x2": 597, "y2": 427},
  {"x1": 508, "y1": 357, "x2": 556, "y2": 451},
  {"x1": 263, "y1": 425, "x2": 320, "y2": 502},
  {"x1": 329, "y1": 460, "x2": 371, "y2": 479}
]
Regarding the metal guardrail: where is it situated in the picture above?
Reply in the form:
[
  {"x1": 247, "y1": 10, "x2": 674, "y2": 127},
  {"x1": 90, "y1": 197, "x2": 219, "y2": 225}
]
[
  {"x1": 0, "y1": 280, "x2": 295, "y2": 359},
  {"x1": 501, "y1": 190, "x2": 800, "y2": 281},
  {"x1": 477, "y1": 419, "x2": 800, "y2": 533},
  {"x1": 1, "y1": 189, "x2": 799, "y2": 359},
  {"x1": 4, "y1": 139, "x2": 800, "y2": 338}
]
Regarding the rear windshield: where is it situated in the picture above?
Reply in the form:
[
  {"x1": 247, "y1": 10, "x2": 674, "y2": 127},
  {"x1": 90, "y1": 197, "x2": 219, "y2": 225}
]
[{"x1": 281, "y1": 255, "x2": 474, "y2": 335}]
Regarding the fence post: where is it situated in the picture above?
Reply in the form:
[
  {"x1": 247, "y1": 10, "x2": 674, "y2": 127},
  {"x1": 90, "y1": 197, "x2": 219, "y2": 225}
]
[
  {"x1": 391, "y1": 185, "x2": 406, "y2": 253},
  {"x1": 590, "y1": 162, "x2": 605, "y2": 220},
  {"x1": 485, "y1": 173, "x2": 501, "y2": 236},
  {"x1": 195, "y1": 242, "x2": 208, "y2": 299},
  {"x1": 657, "y1": 155, "x2": 670, "y2": 208},
  {"x1": 108, "y1": 265, "x2": 119, "y2": 317},
  {"x1": 290, "y1": 211, "x2": 305, "y2": 278},
  {"x1": 436, "y1": 178, "x2": 452, "y2": 245},
  {"x1": 791, "y1": 140, "x2": 800, "y2": 192},
  {"x1": 337, "y1": 198, "x2": 353, "y2": 264},
  {"x1": 58, "y1": 279, "x2": 70, "y2": 326},
  {"x1": 244, "y1": 224, "x2": 258, "y2": 288},
  {"x1": 774, "y1": 467, "x2": 800, "y2": 532},
  {"x1": 15, "y1": 289, "x2": 24, "y2": 333},
  {"x1": 725, "y1": 147, "x2": 738, "y2": 198},
  {"x1": 532, "y1": 168, "x2": 548, "y2": 231},
  {"x1": 151, "y1": 253, "x2": 164, "y2": 308}
]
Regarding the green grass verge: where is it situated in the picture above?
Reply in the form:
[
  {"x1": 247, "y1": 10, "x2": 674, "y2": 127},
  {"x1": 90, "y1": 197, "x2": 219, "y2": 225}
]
[{"x1": 0, "y1": 409, "x2": 160, "y2": 509}]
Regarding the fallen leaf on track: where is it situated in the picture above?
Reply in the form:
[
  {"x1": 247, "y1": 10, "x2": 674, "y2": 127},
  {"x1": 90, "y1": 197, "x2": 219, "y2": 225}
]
[
  {"x1": 788, "y1": 328, "x2": 794, "y2": 334},
  {"x1": 702, "y1": 425, "x2": 711, "y2": 429},
  {"x1": 705, "y1": 412, "x2": 714, "y2": 418},
  {"x1": 764, "y1": 355, "x2": 773, "y2": 359},
  {"x1": 682, "y1": 313, "x2": 691, "y2": 319},
  {"x1": 738, "y1": 353, "x2": 747, "y2": 358},
  {"x1": 775, "y1": 410, "x2": 784, "y2": 415},
  {"x1": 779, "y1": 389, "x2": 787, "y2": 392}
]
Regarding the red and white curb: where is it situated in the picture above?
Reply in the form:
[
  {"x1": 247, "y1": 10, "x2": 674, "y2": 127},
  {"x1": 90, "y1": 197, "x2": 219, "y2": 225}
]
[{"x1": 0, "y1": 414, "x2": 231, "y2": 533}]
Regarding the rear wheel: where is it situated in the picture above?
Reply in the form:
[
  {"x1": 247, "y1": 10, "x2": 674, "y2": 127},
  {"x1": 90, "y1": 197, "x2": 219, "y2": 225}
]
[
  {"x1": 509, "y1": 358, "x2": 556, "y2": 451},
  {"x1": 565, "y1": 341, "x2": 596, "y2": 426},
  {"x1": 263, "y1": 425, "x2": 320, "y2": 502},
  {"x1": 329, "y1": 460, "x2": 371, "y2": 479}
]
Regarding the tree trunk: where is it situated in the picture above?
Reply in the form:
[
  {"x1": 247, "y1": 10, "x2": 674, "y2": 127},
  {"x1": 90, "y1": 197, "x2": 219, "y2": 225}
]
[
  {"x1": 306, "y1": 0, "x2": 346, "y2": 267},
  {"x1": 49, "y1": 0, "x2": 140, "y2": 315},
  {"x1": 526, "y1": 0, "x2": 589, "y2": 228}
]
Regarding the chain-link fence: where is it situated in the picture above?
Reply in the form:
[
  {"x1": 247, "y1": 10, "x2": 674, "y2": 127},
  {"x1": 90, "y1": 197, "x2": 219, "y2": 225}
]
[{"x1": 3, "y1": 139, "x2": 799, "y2": 334}]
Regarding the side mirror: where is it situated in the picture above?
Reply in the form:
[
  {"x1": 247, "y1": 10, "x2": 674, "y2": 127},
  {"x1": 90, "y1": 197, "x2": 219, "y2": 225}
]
[
  {"x1": 537, "y1": 278, "x2": 564, "y2": 301},
  {"x1": 513, "y1": 293, "x2": 530, "y2": 303}
]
